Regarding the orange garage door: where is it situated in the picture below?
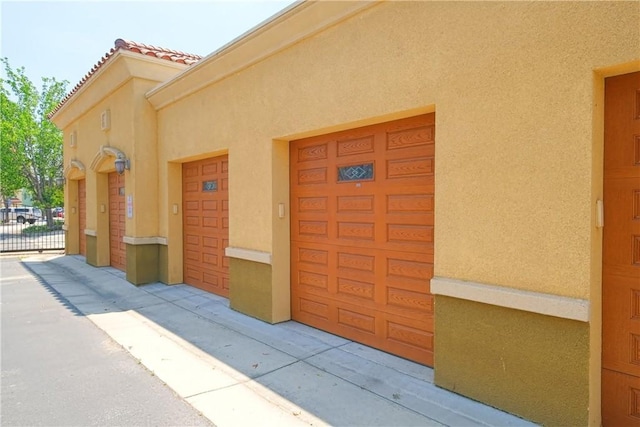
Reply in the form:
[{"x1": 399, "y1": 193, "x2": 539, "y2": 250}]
[
  {"x1": 291, "y1": 114, "x2": 435, "y2": 365},
  {"x1": 602, "y1": 71, "x2": 640, "y2": 426},
  {"x1": 108, "y1": 172, "x2": 126, "y2": 271},
  {"x1": 78, "y1": 179, "x2": 86, "y2": 256},
  {"x1": 183, "y1": 156, "x2": 229, "y2": 296}
]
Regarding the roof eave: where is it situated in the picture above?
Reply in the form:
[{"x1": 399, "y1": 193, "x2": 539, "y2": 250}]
[{"x1": 50, "y1": 51, "x2": 189, "y2": 128}]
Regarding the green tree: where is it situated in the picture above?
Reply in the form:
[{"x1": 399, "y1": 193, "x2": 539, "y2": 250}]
[{"x1": 1, "y1": 58, "x2": 67, "y2": 224}]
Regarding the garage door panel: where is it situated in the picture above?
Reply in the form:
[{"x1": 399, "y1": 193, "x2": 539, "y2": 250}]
[
  {"x1": 184, "y1": 164, "x2": 199, "y2": 176},
  {"x1": 297, "y1": 220, "x2": 329, "y2": 238},
  {"x1": 202, "y1": 272, "x2": 219, "y2": 287},
  {"x1": 335, "y1": 210, "x2": 375, "y2": 221},
  {"x1": 202, "y1": 253, "x2": 218, "y2": 266},
  {"x1": 297, "y1": 142, "x2": 329, "y2": 161},
  {"x1": 295, "y1": 252, "x2": 329, "y2": 273},
  {"x1": 386, "y1": 126, "x2": 434, "y2": 151},
  {"x1": 185, "y1": 267, "x2": 200, "y2": 282},
  {"x1": 335, "y1": 270, "x2": 375, "y2": 291},
  {"x1": 185, "y1": 249, "x2": 201, "y2": 262},
  {"x1": 387, "y1": 255, "x2": 433, "y2": 282},
  {"x1": 78, "y1": 179, "x2": 87, "y2": 256},
  {"x1": 184, "y1": 181, "x2": 199, "y2": 193},
  {"x1": 338, "y1": 306, "x2": 376, "y2": 334},
  {"x1": 337, "y1": 135, "x2": 375, "y2": 156},
  {"x1": 201, "y1": 162, "x2": 218, "y2": 174},
  {"x1": 386, "y1": 223, "x2": 433, "y2": 244},
  {"x1": 185, "y1": 200, "x2": 199, "y2": 211},
  {"x1": 202, "y1": 217, "x2": 219, "y2": 228},
  {"x1": 291, "y1": 114, "x2": 435, "y2": 366},
  {"x1": 298, "y1": 270, "x2": 329, "y2": 290},
  {"x1": 293, "y1": 209, "x2": 335, "y2": 221},
  {"x1": 385, "y1": 140, "x2": 434, "y2": 158},
  {"x1": 386, "y1": 286, "x2": 432, "y2": 311},
  {"x1": 219, "y1": 177, "x2": 228, "y2": 191},
  {"x1": 222, "y1": 239, "x2": 230, "y2": 268},
  {"x1": 386, "y1": 193, "x2": 433, "y2": 213},
  {"x1": 336, "y1": 221, "x2": 375, "y2": 241},
  {"x1": 183, "y1": 155, "x2": 229, "y2": 297},
  {"x1": 337, "y1": 277, "x2": 375, "y2": 301},
  {"x1": 296, "y1": 246, "x2": 330, "y2": 266},
  {"x1": 386, "y1": 321, "x2": 433, "y2": 351},
  {"x1": 297, "y1": 167, "x2": 329, "y2": 185},
  {"x1": 336, "y1": 195, "x2": 375, "y2": 212},
  {"x1": 385, "y1": 274, "x2": 433, "y2": 294},
  {"x1": 108, "y1": 172, "x2": 126, "y2": 271},
  {"x1": 185, "y1": 234, "x2": 200, "y2": 245},
  {"x1": 386, "y1": 157, "x2": 434, "y2": 180},
  {"x1": 337, "y1": 249, "x2": 376, "y2": 272},
  {"x1": 294, "y1": 295, "x2": 434, "y2": 365},
  {"x1": 297, "y1": 196, "x2": 329, "y2": 213},
  {"x1": 185, "y1": 216, "x2": 200, "y2": 227},
  {"x1": 385, "y1": 211, "x2": 434, "y2": 224},
  {"x1": 297, "y1": 297, "x2": 331, "y2": 321},
  {"x1": 202, "y1": 236, "x2": 219, "y2": 248},
  {"x1": 202, "y1": 200, "x2": 218, "y2": 211}
]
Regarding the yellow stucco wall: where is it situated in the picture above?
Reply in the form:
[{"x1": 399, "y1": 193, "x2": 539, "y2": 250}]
[
  {"x1": 436, "y1": 296, "x2": 590, "y2": 426},
  {"x1": 50, "y1": 3, "x2": 639, "y2": 424},
  {"x1": 148, "y1": 5, "x2": 638, "y2": 420},
  {"x1": 55, "y1": 54, "x2": 189, "y2": 263},
  {"x1": 153, "y1": 1, "x2": 638, "y2": 304}
]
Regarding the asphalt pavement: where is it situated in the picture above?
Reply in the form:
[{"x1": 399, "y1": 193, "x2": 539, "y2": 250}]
[{"x1": 1, "y1": 255, "x2": 212, "y2": 426}]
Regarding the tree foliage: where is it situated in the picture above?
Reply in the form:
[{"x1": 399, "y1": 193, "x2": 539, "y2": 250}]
[{"x1": 1, "y1": 58, "x2": 68, "y2": 221}]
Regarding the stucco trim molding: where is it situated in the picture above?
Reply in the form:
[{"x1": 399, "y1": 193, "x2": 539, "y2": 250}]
[
  {"x1": 84, "y1": 229, "x2": 97, "y2": 236},
  {"x1": 64, "y1": 159, "x2": 86, "y2": 178},
  {"x1": 90, "y1": 145, "x2": 127, "y2": 171},
  {"x1": 430, "y1": 276, "x2": 590, "y2": 322},
  {"x1": 123, "y1": 236, "x2": 168, "y2": 245},
  {"x1": 225, "y1": 247, "x2": 272, "y2": 265}
]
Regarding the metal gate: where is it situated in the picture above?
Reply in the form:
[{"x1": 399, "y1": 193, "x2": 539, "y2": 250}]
[{"x1": 0, "y1": 219, "x2": 65, "y2": 253}]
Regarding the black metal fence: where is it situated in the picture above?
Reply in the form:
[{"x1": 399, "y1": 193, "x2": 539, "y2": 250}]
[{"x1": 0, "y1": 220, "x2": 65, "y2": 253}]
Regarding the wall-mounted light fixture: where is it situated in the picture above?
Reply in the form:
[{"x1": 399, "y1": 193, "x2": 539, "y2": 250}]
[
  {"x1": 114, "y1": 153, "x2": 130, "y2": 175},
  {"x1": 55, "y1": 176, "x2": 66, "y2": 186},
  {"x1": 100, "y1": 146, "x2": 130, "y2": 175}
]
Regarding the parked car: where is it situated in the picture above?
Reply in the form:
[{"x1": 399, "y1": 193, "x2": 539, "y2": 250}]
[
  {"x1": 52, "y1": 207, "x2": 64, "y2": 218},
  {"x1": 0, "y1": 207, "x2": 42, "y2": 224}
]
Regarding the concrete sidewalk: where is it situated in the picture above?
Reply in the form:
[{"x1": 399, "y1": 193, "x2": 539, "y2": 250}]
[{"x1": 18, "y1": 254, "x2": 537, "y2": 427}]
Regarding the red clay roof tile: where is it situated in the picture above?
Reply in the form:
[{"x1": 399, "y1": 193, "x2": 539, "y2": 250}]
[{"x1": 49, "y1": 39, "x2": 202, "y2": 118}]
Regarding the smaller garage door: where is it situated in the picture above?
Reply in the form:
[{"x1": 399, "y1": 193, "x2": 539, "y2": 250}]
[
  {"x1": 108, "y1": 172, "x2": 126, "y2": 271},
  {"x1": 183, "y1": 156, "x2": 229, "y2": 296},
  {"x1": 78, "y1": 179, "x2": 86, "y2": 256},
  {"x1": 602, "y1": 71, "x2": 640, "y2": 426}
]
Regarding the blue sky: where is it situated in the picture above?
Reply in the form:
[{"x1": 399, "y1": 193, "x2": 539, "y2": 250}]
[{"x1": 1, "y1": 1, "x2": 296, "y2": 90}]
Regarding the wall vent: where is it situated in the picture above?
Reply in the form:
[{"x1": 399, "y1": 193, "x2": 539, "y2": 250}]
[{"x1": 101, "y1": 110, "x2": 111, "y2": 131}]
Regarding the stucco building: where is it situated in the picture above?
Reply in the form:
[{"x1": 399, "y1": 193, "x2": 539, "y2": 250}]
[{"x1": 50, "y1": 2, "x2": 640, "y2": 426}]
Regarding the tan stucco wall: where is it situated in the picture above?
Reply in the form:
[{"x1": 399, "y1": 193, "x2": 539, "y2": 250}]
[
  {"x1": 51, "y1": 2, "x2": 640, "y2": 424},
  {"x1": 148, "y1": 4, "x2": 638, "y2": 422},
  {"x1": 229, "y1": 258, "x2": 273, "y2": 322},
  {"x1": 152, "y1": 0, "x2": 638, "y2": 313},
  {"x1": 126, "y1": 244, "x2": 159, "y2": 285},
  {"x1": 53, "y1": 54, "x2": 189, "y2": 266},
  {"x1": 435, "y1": 296, "x2": 590, "y2": 426}
]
